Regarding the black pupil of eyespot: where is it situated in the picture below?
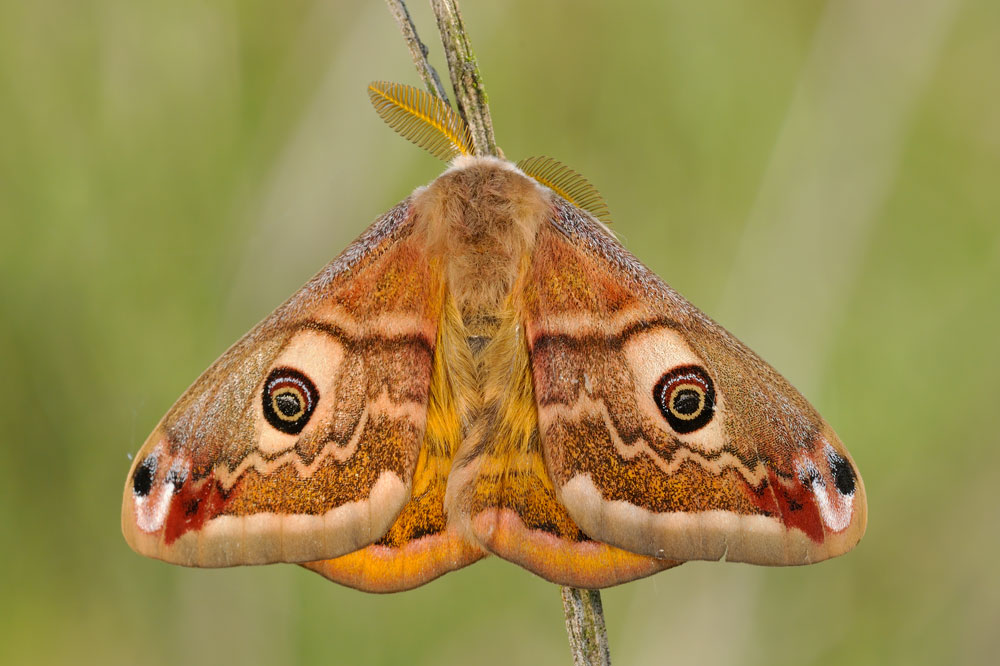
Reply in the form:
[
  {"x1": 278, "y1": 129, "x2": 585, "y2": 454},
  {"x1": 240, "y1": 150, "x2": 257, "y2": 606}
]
[
  {"x1": 275, "y1": 392, "x2": 301, "y2": 417},
  {"x1": 673, "y1": 389, "x2": 701, "y2": 415}
]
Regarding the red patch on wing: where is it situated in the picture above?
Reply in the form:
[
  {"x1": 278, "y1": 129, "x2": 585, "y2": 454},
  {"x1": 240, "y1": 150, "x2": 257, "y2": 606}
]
[
  {"x1": 741, "y1": 472, "x2": 780, "y2": 514},
  {"x1": 767, "y1": 469, "x2": 824, "y2": 542},
  {"x1": 163, "y1": 475, "x2": 233, "y2": 545},
  {"x1": 739, "y1": 468, "x2": 824, "y2": 543}
]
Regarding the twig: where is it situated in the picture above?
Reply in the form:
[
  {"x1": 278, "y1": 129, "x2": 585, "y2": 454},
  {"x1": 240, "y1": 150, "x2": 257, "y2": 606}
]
[
  {"x1": 381, "y1": 2, "x2": 610, "y2": 664},
  {"x1": 384, "y1": 0, "x2": 451, "y2": 102},
  {"x1": 429, "y1": 0, "x2": 500, "y2": 157},
  {"x1": 561, "y1": 587, "x2": 612, "y2": 666}
]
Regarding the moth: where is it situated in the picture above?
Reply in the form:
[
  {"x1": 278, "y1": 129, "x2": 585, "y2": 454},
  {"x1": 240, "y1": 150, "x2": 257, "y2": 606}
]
[{"x1": 122, "y1": 82, "x2": 866, "y2": 592}]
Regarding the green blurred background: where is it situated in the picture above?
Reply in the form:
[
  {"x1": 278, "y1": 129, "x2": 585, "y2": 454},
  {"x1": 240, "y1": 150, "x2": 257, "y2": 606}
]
[{"x1": 2, "y1": 0, "x2": 998, "y2": 664}]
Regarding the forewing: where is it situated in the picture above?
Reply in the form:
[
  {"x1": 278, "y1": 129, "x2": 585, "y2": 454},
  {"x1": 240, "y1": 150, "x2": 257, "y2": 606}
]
[
  {"x1": 523, "y1": 202, "x2": 867, "y2": 565},
  {"x1": 122, "y1": 202, "x2": 443, "y2": 567}
]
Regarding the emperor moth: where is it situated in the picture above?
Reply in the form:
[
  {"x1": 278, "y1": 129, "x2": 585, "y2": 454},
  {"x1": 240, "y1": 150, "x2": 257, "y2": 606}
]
[{"x1": 122, "y1": 82, "x2": 866, "y2": 592}]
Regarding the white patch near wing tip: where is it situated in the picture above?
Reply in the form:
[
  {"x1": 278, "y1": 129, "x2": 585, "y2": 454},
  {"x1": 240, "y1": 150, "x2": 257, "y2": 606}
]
[
  {"x1": 131, "y1": 445, "x2": 194, "y2": 535},
  {"x1": 796, "y1": 444, "x2": 854, "y2": 533},
  {"x1": 134, "y1": 447, "x2": 173, "y2": 534}
]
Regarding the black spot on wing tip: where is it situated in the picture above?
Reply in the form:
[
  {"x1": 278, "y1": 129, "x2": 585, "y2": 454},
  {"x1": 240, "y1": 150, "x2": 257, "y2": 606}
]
[
  {"x1": 827, "y1": 450, "x2": 856, "y2": 496},
  {"x1": 132, "y1": 456, "x2": 155, "y2": 497}
]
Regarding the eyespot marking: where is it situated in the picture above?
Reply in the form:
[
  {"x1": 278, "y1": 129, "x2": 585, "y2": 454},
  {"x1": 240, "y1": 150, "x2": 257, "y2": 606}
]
[
  {"x1": 653, "y1": 365, "x2": 716, "y2": 434},
  {"x1": 262, "y1": 367, "x2": 319, "y2": 435}
]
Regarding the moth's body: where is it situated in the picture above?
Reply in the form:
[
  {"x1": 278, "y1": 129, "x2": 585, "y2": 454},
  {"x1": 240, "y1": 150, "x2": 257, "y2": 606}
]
[
  {"x1": 123, "y1": 155, "x2": 866, "y2": 591},
  {"x1": 419, "y1": 157, "x2": 544, "y2": 332},
  {"x1": 415, "y1": 158, "x2": 670, "y2": 585}
]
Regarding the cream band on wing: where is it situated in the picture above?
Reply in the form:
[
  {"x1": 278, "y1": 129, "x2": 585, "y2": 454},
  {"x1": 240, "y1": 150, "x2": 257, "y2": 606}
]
[
  {"x1": 561, "y1": 474, "x2": 829, "y2": 566},
  {"x1": 123, "y1": 468, "x2": 409, "y2": 567},
  {"x1": 540, "y1": 397, "x2": 770, "y2": 487}
]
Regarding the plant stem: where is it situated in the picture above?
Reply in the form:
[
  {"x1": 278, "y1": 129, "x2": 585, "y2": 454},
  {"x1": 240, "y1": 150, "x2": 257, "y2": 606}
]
[
  {"x1": 561, "y1": 587, "x2": 612, "y2": 666},
  {"x1": 428, "y1": 0, "x2": 499, "y2": 157},
  {"x1": 381, "y1": 2, "x2": 610, "y2": 663},
  {"x1": 384, "y1": 0, "x2": 451, "y2": 103}
]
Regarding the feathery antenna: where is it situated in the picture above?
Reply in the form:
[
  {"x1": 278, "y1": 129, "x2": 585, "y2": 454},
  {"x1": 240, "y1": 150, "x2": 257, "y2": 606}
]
[
  {"x1": 518, "y1": 156, "x2": 612, "y2": 224},
  {"x1": 368, "y1": 81, "x2": 473, "y2": 162}
]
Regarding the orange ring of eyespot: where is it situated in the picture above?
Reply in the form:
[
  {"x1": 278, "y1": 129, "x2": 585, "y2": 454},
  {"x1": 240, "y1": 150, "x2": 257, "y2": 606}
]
[
  {"x1": 668, "y1": 383, "x2": 706, "y2": 420},
  {"x1": 271, "y1": 386, "x2": 306, "y2": 421}
]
